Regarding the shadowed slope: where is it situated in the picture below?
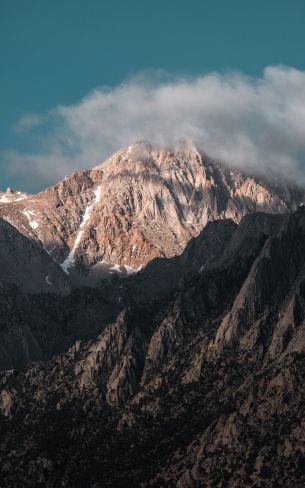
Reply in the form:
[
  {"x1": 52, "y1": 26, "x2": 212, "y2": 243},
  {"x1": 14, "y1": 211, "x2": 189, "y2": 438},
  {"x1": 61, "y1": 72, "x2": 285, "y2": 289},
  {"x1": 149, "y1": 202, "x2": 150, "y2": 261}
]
[{"x1": 2, "y1": 209, "x2": 305, "y2": 485}]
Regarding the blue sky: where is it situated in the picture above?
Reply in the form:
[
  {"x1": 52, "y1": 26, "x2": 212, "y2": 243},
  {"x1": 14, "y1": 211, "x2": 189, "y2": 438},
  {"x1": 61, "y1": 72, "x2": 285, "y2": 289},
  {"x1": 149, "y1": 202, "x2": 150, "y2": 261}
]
[{"x1": 1, "y1": 0, "x2": 305, "y2": 191}]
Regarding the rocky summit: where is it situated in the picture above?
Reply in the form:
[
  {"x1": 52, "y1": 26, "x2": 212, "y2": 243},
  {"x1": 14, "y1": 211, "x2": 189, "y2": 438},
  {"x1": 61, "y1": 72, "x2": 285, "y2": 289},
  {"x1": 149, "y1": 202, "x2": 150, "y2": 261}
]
[
  {"x1": 0, "y1": 143, "x2": 305, "y2": 487},
  {"x1": 0, "y1": 141, "x2": 303, "y2": 287}
]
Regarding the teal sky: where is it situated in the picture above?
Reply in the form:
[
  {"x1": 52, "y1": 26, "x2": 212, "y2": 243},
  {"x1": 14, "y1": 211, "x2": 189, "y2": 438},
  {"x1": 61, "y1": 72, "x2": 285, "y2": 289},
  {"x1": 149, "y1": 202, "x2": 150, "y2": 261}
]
[{"x1": 1, "y1": 0, "x2": 305, "y2": 191}]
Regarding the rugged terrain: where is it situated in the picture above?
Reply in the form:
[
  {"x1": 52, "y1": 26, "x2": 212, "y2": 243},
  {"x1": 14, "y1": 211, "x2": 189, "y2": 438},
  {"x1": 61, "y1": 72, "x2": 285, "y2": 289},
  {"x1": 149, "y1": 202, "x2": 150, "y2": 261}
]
[
  {"x1": 1, "y1": 205, "x2": 305, "y2": 487},
  {"x1": 0, "y1": 141, "x2": 303, "y2": 286}
]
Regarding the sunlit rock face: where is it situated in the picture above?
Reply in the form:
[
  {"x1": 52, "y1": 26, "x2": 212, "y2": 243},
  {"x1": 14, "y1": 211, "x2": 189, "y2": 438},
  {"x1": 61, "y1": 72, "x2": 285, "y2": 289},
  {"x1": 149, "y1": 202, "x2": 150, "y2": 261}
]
[{"x1": 0, "y1": 141, "x2": 302, "y2": 285}]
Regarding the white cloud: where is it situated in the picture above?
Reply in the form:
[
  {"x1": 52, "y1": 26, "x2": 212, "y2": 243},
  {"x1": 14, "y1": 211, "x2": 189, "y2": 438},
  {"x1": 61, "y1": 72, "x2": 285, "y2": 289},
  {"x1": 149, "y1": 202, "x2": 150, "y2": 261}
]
[
  {"x1": 13, "y1": 113, "x2": 44, "y2": 133},
  {"x1": 3, "y1": 65, "x2": 305, "y2": 189}
]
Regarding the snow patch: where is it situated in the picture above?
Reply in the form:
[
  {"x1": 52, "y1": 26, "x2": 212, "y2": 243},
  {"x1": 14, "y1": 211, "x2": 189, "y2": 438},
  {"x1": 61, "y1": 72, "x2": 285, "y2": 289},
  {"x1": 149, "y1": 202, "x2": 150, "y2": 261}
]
[
  {"x1": 0, "y1": 195, "x2": 10, "y2": 203},
  {"x1": 94, "y1": 185, "x2": 102, "y2": 203},
  {"x1": 124, "y1": 264, "x2": 144, "y2": 276},
  {"x1": 15, "y1": 195, "x2": 27, "y2": 201},
  {"x1": 61, "y1": 252, "x2": 75, "y2": 274},
  {"x1": 30, "y1": 220, "x2": 39, "y2": 229},
  {"x1": 61, "y1": 185, "x2": 102, "y2": 274},
  {"x1": 98, "y1": 259, "x2": 144, "y2": 277},
  {"x1": 22, "y1": 209, "x2": 39, "y2": 230},
  {"x1": 0, "y1": 192, "x2": 28, "y2": 203},
  {"x1": 2, "y1": 216, "x2": 14, "y2": 226},
  {"x1": 46, "y1": 275, "x2": 52, "y2": 286},
  {"x1": 110, "y1": 263, "x2": 123, "y2": 273}
]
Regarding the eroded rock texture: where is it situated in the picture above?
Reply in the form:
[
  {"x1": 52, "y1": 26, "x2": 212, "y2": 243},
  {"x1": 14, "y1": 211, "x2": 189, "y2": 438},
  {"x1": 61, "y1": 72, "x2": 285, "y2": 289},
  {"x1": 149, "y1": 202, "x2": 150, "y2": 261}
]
[
  {"x1": 1, "y1": 208, "x2": 305, "y2": 486},
  {"x1": 0, "y1": 141, "x2": 303, "y2": 285}
]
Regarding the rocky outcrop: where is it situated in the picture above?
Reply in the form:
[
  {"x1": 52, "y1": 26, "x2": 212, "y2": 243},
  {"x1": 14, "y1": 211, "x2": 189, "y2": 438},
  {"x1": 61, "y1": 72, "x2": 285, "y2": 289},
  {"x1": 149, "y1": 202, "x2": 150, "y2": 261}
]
[{"x1": 76, "y1": 310, "x2": 144, "y2": 405}]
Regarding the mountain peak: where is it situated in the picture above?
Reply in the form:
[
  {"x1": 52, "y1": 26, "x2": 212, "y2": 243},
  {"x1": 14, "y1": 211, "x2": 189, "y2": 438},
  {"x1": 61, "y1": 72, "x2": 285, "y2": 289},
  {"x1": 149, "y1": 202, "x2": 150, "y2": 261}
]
[{"x1": 0, "y1": 143, "x2": 304, "y2": 286}]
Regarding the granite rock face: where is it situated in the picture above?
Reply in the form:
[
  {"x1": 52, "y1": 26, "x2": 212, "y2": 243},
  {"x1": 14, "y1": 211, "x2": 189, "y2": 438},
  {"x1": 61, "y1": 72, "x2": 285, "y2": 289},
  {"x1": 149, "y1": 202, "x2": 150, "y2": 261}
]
[
  {"x1": 1, "y1": 208, "x2": 305, "y2": 486},
  {"x1": 0, "y1": 141, "x2": 303, "y2": 285}
]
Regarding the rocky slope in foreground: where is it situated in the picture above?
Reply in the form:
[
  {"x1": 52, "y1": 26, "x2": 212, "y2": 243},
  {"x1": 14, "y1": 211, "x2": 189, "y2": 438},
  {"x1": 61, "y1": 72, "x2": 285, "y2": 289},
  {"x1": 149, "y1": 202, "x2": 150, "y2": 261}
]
[
  {"x1": 1, "y1": 207, "x2": 305, "y2": 486},
  {"x1": 0, "y1": 141, "x2": 303, "y2": 285}
]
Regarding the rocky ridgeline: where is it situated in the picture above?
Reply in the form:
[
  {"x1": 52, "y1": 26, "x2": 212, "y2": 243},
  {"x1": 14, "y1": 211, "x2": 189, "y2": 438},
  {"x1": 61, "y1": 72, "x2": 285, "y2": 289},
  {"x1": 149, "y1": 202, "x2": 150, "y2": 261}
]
[
  {"x1": 1, "y1": 208, "x2": 305, "y2": 486},
  {"x1": 0, "y1": 141, "x2": 303, "y2": 288}
]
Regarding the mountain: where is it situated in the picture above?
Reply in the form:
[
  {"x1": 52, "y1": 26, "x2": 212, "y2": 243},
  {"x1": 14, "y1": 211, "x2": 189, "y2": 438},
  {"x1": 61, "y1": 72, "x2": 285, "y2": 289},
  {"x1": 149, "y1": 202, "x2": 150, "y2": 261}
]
[
  {"x1": 1, "y1": 142, "x2": 305, "y2": 486},
  {"x1": 0, "y1": 218, "x2": 237, "y2": 371},
  {"x1": 1, "y1": 206, "x2": 305, "y2": 486},
  {"x1": 0, "y1": 141, "x2": 303, "y2": 287}
]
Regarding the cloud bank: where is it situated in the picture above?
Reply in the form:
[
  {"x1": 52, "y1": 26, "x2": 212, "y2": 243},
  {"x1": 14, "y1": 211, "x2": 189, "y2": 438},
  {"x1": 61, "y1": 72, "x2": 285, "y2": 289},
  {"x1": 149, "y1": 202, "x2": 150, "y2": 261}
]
[{"x1": 3, "y1": 65, "x2": 305, "y2": 190}]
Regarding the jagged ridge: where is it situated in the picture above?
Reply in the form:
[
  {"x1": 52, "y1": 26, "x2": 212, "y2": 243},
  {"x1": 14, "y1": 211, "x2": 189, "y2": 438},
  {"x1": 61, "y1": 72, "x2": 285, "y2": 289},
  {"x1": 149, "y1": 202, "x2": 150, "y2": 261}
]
[
  {"x1": 0, "y1": 141, "x2": 303, "y2": 287},
  {"x1": 1, "y1": 208, "x2": 305, "y2": 486}
]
